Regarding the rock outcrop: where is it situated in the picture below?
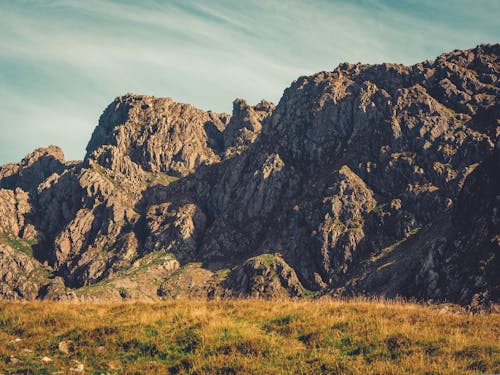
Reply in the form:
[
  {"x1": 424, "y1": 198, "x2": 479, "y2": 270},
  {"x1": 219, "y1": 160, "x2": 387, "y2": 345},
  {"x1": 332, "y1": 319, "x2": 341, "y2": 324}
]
[
  {"x1": 0, "y1": 44, "x2": 498, "y2": 308},
  {"x1": 224, "y1": 254, "x2": 305, "y2": 298},
  {"x1": 86, "y1": 94, "x2": 230, "y2": 177},
  {"x1": 223, "y1": 99, "x2": 275, "y2": 156},
  {"x1": 0, "y1": 145, "x2": 67, "y2": 192}
]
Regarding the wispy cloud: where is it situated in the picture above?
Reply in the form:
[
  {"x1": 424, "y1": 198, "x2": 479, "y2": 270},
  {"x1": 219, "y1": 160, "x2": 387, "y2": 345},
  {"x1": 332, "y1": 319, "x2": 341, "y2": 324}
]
[{"x1": 0, "y1": 0, "x2": 499, "y2": 164}]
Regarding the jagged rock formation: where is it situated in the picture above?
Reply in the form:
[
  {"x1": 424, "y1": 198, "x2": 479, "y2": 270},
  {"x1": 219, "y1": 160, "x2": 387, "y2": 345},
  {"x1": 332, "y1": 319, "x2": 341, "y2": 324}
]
[
  {"x1": 86, "y1": 94, "x2": 230, "y2": 178},
  {"x1": 223, "y1": 99, "x2": 275, "y2": 156},
  {"x1": 0, "y1": 44, "x2": 498, "y2": 307},
  {"x1": 0, "y1": 145, "x2": 67, "y2": 192}
]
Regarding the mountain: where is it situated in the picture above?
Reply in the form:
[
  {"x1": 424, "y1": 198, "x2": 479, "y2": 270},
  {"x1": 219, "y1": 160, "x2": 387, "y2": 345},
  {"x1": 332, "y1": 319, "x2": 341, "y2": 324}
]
[{"x1": 0, "y1": 44, "x2": 498, "y2": 309}]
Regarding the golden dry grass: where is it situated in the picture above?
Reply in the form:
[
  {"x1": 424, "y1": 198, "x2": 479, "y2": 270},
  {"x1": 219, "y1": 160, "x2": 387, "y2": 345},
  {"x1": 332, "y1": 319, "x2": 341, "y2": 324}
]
[{"x1": 0, "y1": 298, "x2": 498, "y2": 374}]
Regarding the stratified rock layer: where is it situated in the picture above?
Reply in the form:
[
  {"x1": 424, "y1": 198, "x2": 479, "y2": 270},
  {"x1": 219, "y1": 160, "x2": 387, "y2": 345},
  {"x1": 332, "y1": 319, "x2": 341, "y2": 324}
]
[{"x1": 0, "y1": 44, "x2": 498, "y2": 307}]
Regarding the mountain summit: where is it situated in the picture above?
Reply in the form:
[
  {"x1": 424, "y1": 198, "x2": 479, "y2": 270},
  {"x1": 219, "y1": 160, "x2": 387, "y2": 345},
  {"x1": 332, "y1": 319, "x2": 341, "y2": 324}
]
[{"x1": 0, "y1": 44, "x2": 498, "y2": 309}]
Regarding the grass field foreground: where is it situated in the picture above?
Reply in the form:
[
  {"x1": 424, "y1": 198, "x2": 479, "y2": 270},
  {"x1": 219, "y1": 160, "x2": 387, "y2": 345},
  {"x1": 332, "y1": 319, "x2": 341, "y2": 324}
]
[{"x1": 0, "y1": 299, "x2": 498, "y2": 374}]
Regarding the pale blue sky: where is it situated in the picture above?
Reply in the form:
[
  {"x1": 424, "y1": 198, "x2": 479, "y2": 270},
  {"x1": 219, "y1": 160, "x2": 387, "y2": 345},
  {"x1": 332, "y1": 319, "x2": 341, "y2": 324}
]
[{"x1": 1, "y1": 0, "x2": 499, "y2": 164}]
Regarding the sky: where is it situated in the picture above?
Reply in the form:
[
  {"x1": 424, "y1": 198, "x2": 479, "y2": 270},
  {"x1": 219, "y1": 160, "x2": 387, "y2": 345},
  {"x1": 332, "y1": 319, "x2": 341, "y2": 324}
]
[{"x1": 1, "y1": 0, "x2": 499, "y2": 164}]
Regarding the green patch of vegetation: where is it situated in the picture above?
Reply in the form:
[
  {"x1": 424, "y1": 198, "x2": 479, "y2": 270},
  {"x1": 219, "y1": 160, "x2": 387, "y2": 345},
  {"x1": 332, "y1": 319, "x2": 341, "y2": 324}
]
[
  {"x1": 93, "y1": 164, "x2": 121, "y2": 189},
  {"x1": 337, "y1": 334, "x2": 381, "y2": 359},
  {"x1": 263, "y1": 313, "x2": 302, "y2": 337},
  {"x1": 145, "y1": 173, "x2": 179, "y2": 188},
  {"x1": 269, "y1": 313, "x2": 301, "y2": 326},
  {"x1": 28, "y1": 267, "x2": 53, "y2": 284},
  {"x1": 254, "y1": 253, "x2": 277, "y2": 266},
  {"x1": 126, "y1": 250, "x2": 177, "y2": 277},
  {"x1": 0, "y1": 233, "x2": 37, "y2": 257},
  {"x1": 164, "y1": 262, "x2": 202, "y2": 282},
  {"x1": 385, "y1": 333, "x2": 412, "y2": 359},
  {"x1": 303, "y1": 288, "x2": 316, "y2": 298},
  {"x1": 175, "y1": 326, "x2": 202, "y2": 353}
]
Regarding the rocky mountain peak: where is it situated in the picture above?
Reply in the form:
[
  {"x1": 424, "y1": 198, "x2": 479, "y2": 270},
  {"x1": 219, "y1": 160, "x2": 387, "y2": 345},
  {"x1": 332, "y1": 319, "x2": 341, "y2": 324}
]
[
  {"x1": 85, "y1": 94, "x2": 231, "y2": 177},
  {"x1": 0, "y1": 45, "x2": 498, "y2": 307}
]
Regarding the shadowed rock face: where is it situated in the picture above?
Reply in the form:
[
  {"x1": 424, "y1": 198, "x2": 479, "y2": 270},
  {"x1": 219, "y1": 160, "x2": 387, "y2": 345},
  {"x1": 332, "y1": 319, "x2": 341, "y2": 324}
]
[
  {"x1": 416, "y1": 147, "x2": 500, "y2": 308},
  {"x1": 0, "y1": 44, "x2": 498, "y2": 307},
  {"x1": 0, "y1": 146, "x2": 67, "y2": 192}
]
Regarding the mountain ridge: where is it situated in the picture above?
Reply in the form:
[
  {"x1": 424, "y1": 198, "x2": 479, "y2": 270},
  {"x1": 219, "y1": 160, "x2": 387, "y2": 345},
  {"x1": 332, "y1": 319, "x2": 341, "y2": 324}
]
[{"x1": 0, "y1": 44, "x2": 498, "y2": 309}]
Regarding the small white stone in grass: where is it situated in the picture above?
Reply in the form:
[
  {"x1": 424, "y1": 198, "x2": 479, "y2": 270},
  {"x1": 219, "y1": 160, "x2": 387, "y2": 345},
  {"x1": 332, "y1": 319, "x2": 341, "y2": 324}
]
[
  {"x1": 58, "y1": 340, "x2": 74, "y2": 354},
  {"x1": 9, "y1": 338, "x2": 22, "y2": 344},
  {"x1": 41, "y1": 356, "x2": 53, "y2": 363},
  {"x1": 22, "y1": 349, "x2": 33, "y2": 353}
]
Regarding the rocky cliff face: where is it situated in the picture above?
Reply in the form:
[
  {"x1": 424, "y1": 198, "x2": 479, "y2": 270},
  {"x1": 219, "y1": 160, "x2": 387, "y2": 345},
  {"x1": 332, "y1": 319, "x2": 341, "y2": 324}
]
[{"x1": 0, "y1": 44, "x2": 498, "y2": 308}]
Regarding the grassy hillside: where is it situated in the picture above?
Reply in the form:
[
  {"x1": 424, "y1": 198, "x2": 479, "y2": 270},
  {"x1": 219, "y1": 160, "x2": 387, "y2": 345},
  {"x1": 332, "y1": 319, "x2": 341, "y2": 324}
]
[{"x1": 0, "y1": 299, "x2": 498, "y2": 374}]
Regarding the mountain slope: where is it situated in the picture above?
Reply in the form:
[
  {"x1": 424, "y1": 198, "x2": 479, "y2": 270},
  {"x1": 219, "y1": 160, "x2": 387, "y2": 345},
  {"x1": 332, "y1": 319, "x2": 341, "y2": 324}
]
[{"x1": 0, "y1": 44, "x2": 498, "y2": 308}]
